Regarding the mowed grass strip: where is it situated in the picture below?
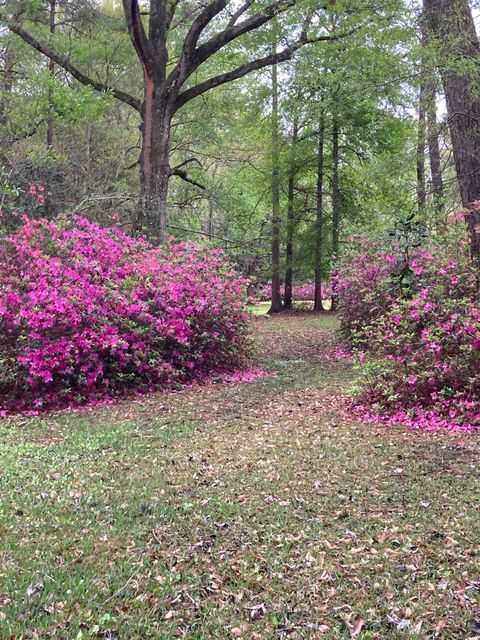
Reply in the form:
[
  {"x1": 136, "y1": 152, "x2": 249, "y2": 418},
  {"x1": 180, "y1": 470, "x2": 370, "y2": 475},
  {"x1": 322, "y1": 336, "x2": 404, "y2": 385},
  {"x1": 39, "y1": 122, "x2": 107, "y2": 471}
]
[{"x1": 1, "y1": 314, "x2": 479, "y2": 639}]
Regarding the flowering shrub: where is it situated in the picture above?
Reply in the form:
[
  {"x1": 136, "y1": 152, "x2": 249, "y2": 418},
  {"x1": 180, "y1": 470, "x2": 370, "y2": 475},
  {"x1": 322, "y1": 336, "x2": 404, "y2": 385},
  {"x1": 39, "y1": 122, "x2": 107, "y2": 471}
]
[
  {"x1": 337, "y1": 227, "x2": 480, "y2": 431},
  {"x1": 257, "y1": 283, "x2": 330, "y2": 303},
  {"x1": 0, "y1": 216, "x2": 251, "y2": 414},
  {"x1": 356, "y1": 254, "x2": 479, "y2": 429},
  {"x1": 334, "y1": 236, "x2": 395, "y2": 344}
]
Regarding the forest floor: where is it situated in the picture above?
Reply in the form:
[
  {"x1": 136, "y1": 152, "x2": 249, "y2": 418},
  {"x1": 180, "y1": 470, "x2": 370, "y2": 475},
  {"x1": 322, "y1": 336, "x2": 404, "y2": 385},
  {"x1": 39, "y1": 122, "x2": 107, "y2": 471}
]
[{"x1": 1, "y1": 314, "x2": 480, "y2": 639}]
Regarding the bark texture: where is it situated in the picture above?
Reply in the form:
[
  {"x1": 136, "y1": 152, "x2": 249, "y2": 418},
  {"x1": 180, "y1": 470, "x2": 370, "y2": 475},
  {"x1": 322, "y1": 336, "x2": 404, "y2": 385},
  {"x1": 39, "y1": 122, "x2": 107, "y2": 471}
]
[
  {"x1": 284, "y1": 116, "x2": 298, "y2": 311},
  {"x1": 424, "y1": 0, "x2": 480, "y2": 266},
  {"x1": 330, "y1": 116, "x2": 341, "y2": 311},
  {"x1": 268, "y1": 60, "x2": 283, "y2": 314},
  {"x1": 313, "y1": 110, "x2": 325, "y2": 312}
]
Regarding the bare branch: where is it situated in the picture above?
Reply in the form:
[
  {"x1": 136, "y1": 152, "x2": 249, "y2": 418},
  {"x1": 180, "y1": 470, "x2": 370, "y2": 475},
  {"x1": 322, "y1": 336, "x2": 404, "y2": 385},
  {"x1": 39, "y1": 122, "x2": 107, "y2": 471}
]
[{"x1": 1, "y1": 12, "x2": 141, "y2": 111}]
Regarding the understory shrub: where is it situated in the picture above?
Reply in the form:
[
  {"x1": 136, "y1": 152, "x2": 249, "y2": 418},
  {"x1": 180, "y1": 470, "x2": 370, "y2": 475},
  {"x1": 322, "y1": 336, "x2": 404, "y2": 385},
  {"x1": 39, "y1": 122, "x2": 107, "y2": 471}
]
[
  {"x1": 0, "y1": 216, "x2": 251, "y2": 414},
  {"x1": 337, "y1": 221, "x2": 480, "y2": 430}
]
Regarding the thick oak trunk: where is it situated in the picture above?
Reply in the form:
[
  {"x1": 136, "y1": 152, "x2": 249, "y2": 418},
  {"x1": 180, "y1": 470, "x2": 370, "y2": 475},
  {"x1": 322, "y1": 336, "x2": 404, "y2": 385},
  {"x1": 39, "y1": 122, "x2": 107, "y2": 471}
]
[
  {"x1": 137, "y1": 79, "x2": 173, "y2": 243},
  {"x1": 313, "y1": 110, "x2": 325, "y2": 312}
]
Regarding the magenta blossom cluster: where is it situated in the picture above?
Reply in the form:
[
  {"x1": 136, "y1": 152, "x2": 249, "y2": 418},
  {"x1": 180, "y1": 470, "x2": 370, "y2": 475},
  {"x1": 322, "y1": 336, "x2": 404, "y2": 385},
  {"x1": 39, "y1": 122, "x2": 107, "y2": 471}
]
[
  {"x1": 336, "y1": 233, "x2": 480, "y2": 431},
  {"x1": 0, "y1": 216, "x2": 251, "y2": 414},
  {"x1": 257, "y1": 283, "x2": 330, "y2": 303},
  {"x1": 333, "y1": 236, "x2": 395, "y2": 343}
]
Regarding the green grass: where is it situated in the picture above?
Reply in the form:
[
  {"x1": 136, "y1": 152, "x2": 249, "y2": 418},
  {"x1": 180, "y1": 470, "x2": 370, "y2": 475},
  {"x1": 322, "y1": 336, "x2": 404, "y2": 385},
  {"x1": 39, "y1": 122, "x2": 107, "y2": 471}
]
[
  {"x1": 1, "y1": 314, "x2": 479, "y2": 639},
  {"x1": 247, "y1": 302, "x2": 270, "y2": 316}
]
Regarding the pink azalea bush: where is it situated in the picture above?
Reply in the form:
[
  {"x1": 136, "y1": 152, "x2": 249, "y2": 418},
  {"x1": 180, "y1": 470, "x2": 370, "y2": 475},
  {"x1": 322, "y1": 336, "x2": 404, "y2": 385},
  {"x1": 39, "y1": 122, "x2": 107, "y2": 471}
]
[
  {"x1": 333, "y1": 236, "x2": 395, "y2": 344},
  {"x1": 0, "y1": 216, "x2": 251, "y2": 414},
  {"x1": 336, "y1": 227, "x2": 480, "y2": 431}
]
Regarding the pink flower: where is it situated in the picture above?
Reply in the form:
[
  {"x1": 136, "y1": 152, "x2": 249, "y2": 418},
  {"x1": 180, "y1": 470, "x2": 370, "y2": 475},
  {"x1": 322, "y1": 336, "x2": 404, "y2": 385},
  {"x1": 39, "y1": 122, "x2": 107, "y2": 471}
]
[{"x1": 408, "y1": 375, "x2": 418, "y2": 385}]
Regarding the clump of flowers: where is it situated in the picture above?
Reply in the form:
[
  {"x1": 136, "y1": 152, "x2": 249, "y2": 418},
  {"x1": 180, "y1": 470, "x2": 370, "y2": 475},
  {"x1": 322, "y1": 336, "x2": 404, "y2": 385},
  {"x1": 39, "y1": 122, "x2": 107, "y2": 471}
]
[
  {"x1": 336, "y1": 222, "x2": 480, "y2": 431},
  {"x1": 334, "y1": 235, "x2": 395, "y2": 344},
  {"x1": 0, "y1": 216, "x2": 251, "y2": 414}
]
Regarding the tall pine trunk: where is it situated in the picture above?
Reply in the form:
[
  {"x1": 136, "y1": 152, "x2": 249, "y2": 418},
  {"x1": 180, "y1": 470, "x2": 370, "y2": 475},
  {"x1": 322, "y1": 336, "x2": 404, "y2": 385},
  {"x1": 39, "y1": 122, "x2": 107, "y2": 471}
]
[
  {"x1": 426, "y1": 75, "x2": 444, "y2": 215},
  {"x1": 0, "y1": 42, "x2": 14, "y2": 211},
  {"x1": 424, "y1": 0, "x2": 480, "y2": 268},
  {"x1": 416, "y1": 79, "x2": 427, "y2": 213},
  {"x1": 268, "y1": 60, "x2": 283, "y2": 314},
  {"x1": 46, "y1": 0, "x2": 55, "y2": 150},
  {"x1": 330, "y1": 117, "x2": 341, "y2": 311},
  {"x1": 284, "y1": 116, "x2": 298, "y2": 311},
  {"x1": 313, "y1": 110, "x2": 325, "y2": 312},
  {"x1": 421, "y1": 11, "x2": 444, "y2": 215}
]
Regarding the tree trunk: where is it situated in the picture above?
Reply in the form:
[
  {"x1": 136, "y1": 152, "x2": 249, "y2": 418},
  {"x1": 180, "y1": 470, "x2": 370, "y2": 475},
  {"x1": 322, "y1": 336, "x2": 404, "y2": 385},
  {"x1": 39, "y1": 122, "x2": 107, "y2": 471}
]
[
  {"x1": 46, "y1": 0, "x2": 56, "y2": 150},
  {"x1": 330, "y1": 117, "x2": 341, "y2": 311},
  {"x1": 8, "y1": 0, "x2": 347, "y2": 243},
  {"x1": 424, "y1": 0, "x2": 480, "y2": 268},
  {"x1": 416, "y1": 79, "x2": 427, "y2": 213},
  {"x1": 268, "y1": 60, "x2": 283, "y2": 314},
  {"x1": 284, "y1": 116, "x2": 298, "y2": 311},
  {"x1": 421, "y1": 11, "x2": 444, "y2": 216},
  {"x1": 426, "y1": 74, "x2": 444, "y2": 215},
  {"x1": 137, "y1": 81, "x2": 172, "y2": 243},
  {"x1": 313, "y1": 109, "x2": 325, "y2": 312},
  {"x1": 0, "y1": 43, "x2": 15, "y2": 165}
]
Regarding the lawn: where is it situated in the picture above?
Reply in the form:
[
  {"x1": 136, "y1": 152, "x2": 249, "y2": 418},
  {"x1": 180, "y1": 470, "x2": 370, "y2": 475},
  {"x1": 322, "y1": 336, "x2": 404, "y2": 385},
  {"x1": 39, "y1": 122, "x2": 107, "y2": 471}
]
[{"x1": 1, "y1": 314, "x2": 479, "y2": 639}]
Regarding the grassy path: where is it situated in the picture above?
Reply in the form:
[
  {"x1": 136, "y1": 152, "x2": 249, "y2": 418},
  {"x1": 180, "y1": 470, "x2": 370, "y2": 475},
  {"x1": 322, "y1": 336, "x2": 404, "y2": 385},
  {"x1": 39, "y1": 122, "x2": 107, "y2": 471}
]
[{"x1": 1, "y1": 314, "x2": 479, "y2": 639}]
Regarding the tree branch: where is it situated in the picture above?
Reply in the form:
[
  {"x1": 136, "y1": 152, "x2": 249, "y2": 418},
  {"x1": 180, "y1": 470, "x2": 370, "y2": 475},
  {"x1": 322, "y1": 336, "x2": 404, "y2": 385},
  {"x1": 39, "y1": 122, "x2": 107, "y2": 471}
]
[
  {"x1": 227, "y1": 0, "x2": 254, "y2": 27},
  {"x1": 122, "y1": 0, "x2": 154, "y2": 78},
  {"x1": 176, "y1": 26, "x2": 361, "y2": 110},
  {"x1": 170, "y1": 166, "x2": 206, "y2": 189},
  {"x1": 173, "y1": 0, "x2": 228, "y2": 87},
  {"x1": 192, "y1": 0, "x2": 296, "y2": 72},
  {"x1": 1, "y1": 12, "x2": 141, "y2": 111},
  {"x1": 166, "y1": 0, "x2": 181, "y2": 30},
  {"x1": 172, "y1": 157, "x2": 203, "y2": 171}
]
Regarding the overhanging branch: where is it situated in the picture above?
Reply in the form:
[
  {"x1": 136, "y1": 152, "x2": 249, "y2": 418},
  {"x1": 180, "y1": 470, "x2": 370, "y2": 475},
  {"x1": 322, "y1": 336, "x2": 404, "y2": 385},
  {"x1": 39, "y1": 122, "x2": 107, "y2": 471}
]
[
  {"x1": 176, "y1": 25, "x2": 362, "y2": 110},
  {"x1": 2, "y1": 12, "x2": 141, "y2": 112},
  {"x1": 170, "y1": 166, "x2": 206, "y2": 189}
]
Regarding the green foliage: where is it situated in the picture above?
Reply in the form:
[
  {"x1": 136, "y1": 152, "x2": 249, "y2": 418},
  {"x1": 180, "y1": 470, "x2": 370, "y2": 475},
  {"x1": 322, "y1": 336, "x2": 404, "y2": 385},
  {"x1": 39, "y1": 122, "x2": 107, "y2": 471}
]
[{"x1": 387, "y1": 214, "x2": 429, "y2": 293}]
